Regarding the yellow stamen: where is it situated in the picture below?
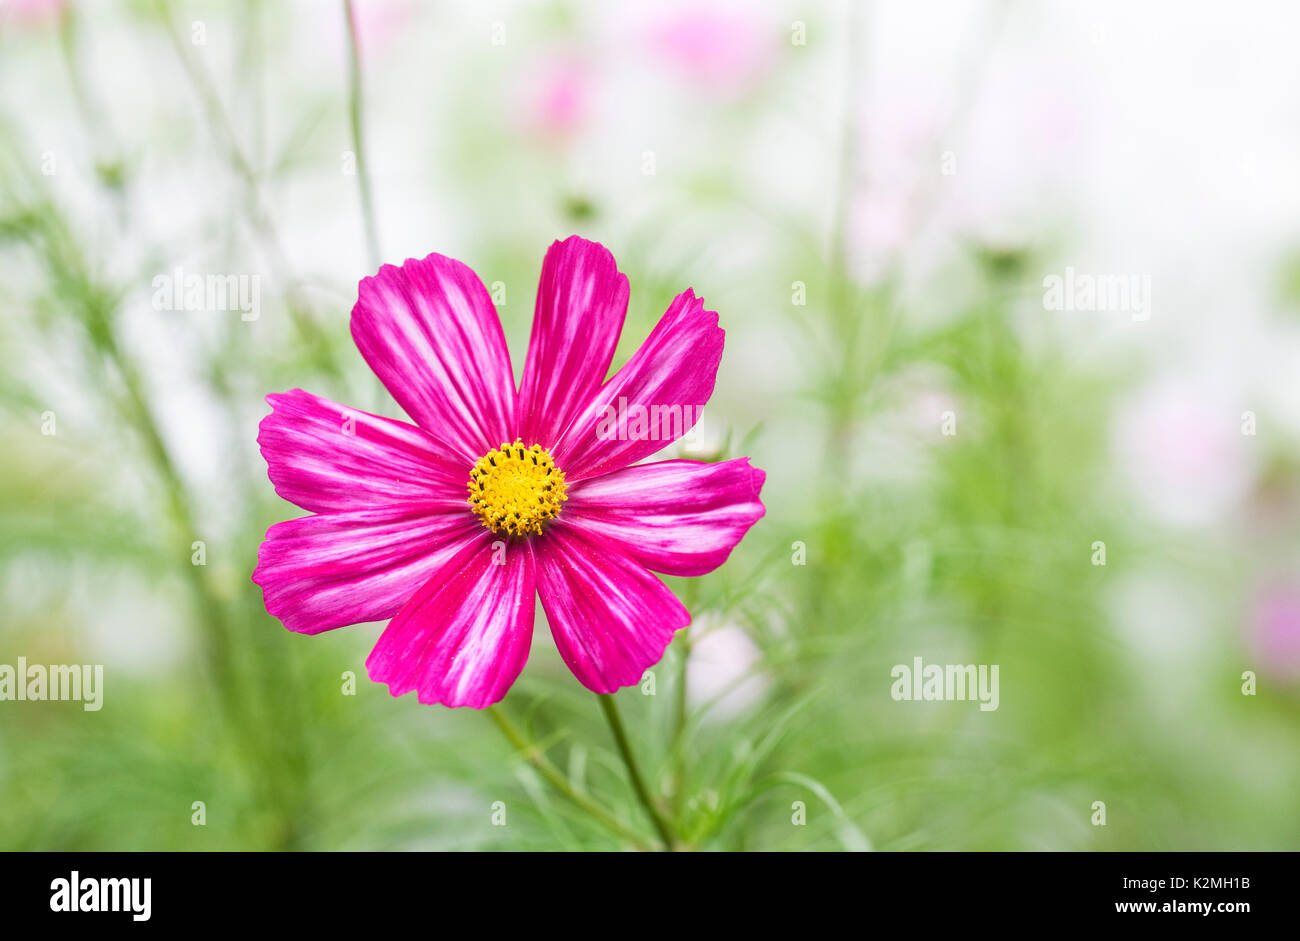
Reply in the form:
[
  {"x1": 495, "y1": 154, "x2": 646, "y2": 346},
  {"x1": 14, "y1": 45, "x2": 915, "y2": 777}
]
[{"x1": 467, "y1": 440, "x2": 568, "y2": 537}]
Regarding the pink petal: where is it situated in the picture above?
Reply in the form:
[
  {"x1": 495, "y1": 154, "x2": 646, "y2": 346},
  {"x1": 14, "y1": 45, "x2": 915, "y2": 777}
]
[
  {"x1": 253, "y1": 503, "x2": 480, "y2": 635},
  {"x1": 564, "y1": 458, "x2": 766, "y2": 576},
  {"x1": 366, "y1": 533, "x2": 536, "y2": 708},
  {"x1": 258, "y1": 389, "x2": 467, "y2": 514},
  {"x1": 536, "y1": 524, "x2": 690, "y2": 693},
  {"x1": 351, "y1": 253, "x2": 517, "y2": 460},
  {"x1": 552, "y1": 289, "x2": 723, "y2": 481},
  {"x1": 518, "y1": 236, "x2": 629, "y2": 448}
]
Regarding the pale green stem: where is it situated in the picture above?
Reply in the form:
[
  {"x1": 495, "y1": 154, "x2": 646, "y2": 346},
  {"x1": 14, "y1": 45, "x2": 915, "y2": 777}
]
[
  {"x1": 597, "y1": 693, "x2": 678, "y2": 850},
  {"x1": 153, "y1": 0, "x2": 341, "y2": 378},
  {"x1": 343, "y1": 0, "x2": 382, "y2": 270}
]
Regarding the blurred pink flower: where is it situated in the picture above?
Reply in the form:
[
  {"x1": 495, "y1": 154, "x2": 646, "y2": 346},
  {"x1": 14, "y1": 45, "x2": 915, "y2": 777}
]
[
  {"x1": 1251, "y1": 583, "x2": 1300, "y2": 680},
  {"x1": 515, "y1": 56, "x2": 590, "y2": 142},
  {"x1": 845, "y1": 93, "x2": 945, "y2": 275},
  {"x1": 847, "y1": 191, "x2": 915, "y2": 278},
  {"x1": 650, "y1": 7, "x2": 774, "y2": 97},
  {"x1": 1112, "y1": 377, "x2": 1253, "y2": 527},
  {"x1": 333, "y1": 0, "x2": 413, "y2": 60},
  {"x1": 945, "y1": 71, "x2": 1087, "y2": 246},
  {"x1": 2, "y1": 0, "x2": 66, "y2": 25},
  {"x1": 845, "y1": 54, "x2": 1089, "y2": 277}
]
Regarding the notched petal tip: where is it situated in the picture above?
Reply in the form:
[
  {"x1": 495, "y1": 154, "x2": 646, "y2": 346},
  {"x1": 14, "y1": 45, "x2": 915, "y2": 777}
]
[
  {"x1": 256, "y1": 389, "x2": 303, "y2": 452},
  {"x1": 249, "y1": 521, "x2": 302, "y2": 632},
  {"x1": 553, "y1": 233, "x2": 584, "y2": 248},
  {"x1": 743, "y1": 459, "x2": 768, "y2": 506},
  {"x1": 577, "y1": 605, "x2": 693, "y2": 697},
  {"x1": 349, "y1": 252, "x2": 471, "y2": 336},
  {"x1": 552, "y1": 233, "x2": 614, "y2": 256},
  {"x1": 363, "y1": 664, "x2": 507, "y2": 710},
  {"x1": 670, "y1": 288, "x2": 724, "y2": 348},
  {"x1": 537, "y1": 526, "x2": 690, "y2": 692},
  {"x1": 363, "y1": 666, "x2": 516, "y2": 711},
  {"x1": 355, "y1": 250, "x2": 455, "y2": 289}
]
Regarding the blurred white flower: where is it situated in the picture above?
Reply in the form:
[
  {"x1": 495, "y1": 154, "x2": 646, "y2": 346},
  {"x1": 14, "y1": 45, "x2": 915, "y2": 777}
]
[{"x1": 686, "y1": 615, "x2": 769, "y2": 723}]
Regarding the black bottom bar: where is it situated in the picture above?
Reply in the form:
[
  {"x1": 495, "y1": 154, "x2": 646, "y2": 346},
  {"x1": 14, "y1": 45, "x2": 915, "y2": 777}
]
[{"x1": 0, "y1": 851, "x2": 1284, "y2": 927}]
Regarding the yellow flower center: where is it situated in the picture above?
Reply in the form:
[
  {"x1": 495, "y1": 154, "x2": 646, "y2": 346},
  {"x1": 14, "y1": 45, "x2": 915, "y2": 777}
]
[{"x1": 467, "y1": 440, "x2": 568, "y2": 537}]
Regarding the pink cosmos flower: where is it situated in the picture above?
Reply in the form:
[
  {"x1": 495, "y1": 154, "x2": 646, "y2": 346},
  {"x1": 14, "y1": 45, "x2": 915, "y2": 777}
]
[{"x1": 253, "y1": 236, "x2": 766, "y2": 708}]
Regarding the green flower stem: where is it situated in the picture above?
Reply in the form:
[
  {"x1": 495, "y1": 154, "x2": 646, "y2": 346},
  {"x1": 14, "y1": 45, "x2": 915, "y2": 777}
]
[
  {"x1": 669, "y1": 631, "x2": 691, "y2": 814},
  {"x1": 343, "y1": 0, "x2": 382, "y2": 270},
  {"x1": 596, "y1": 693, "x2": 679, "y2": 850},
  {"x1": 485, "y1": 705, "x2": 656, "y2": 851}
]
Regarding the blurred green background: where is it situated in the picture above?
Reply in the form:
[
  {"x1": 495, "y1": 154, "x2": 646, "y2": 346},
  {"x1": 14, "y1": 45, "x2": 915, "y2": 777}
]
[{"x1": 2, "y1": 0, "x2": 1299, "y2": 850}]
